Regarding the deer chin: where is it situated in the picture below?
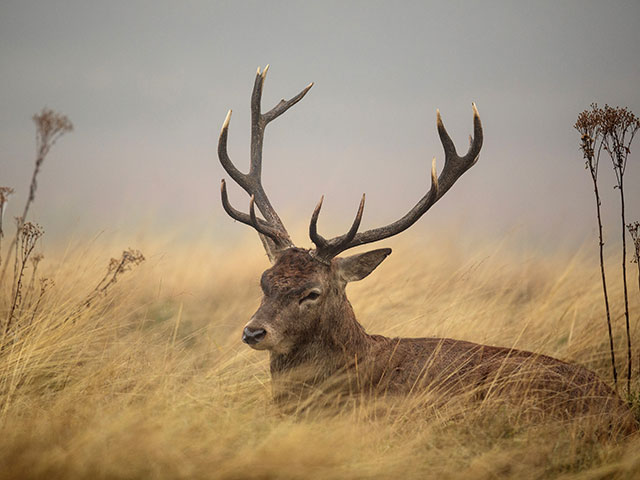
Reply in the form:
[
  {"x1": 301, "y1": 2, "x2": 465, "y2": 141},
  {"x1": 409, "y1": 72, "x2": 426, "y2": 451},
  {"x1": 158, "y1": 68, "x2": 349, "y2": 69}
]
[{"x1": 256, "y1": 337, "x2": 295, "y2": 355}]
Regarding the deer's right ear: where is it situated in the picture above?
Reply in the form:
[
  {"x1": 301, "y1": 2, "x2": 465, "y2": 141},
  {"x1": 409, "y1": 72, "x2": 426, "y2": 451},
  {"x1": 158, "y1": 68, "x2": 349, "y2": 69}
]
[{"x1": 335, "y1": 248, "x2": 392, "y2": 283}]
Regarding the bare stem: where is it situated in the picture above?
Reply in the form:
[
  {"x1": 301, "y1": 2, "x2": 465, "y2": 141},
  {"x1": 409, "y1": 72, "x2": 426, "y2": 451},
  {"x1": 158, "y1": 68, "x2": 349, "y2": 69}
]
[
  {"x1": 617, "y1": 180, "x2": 631, "y2": 394},
  {"x1": 593, "y1": 174, "x2": 617, "y2": 387}
]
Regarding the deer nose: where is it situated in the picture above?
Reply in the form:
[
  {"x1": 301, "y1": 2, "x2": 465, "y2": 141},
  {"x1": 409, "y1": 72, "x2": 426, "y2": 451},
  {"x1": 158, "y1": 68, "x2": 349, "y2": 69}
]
[{"x1": 242, "y1": 327, "x2": 267, "y2": 345}]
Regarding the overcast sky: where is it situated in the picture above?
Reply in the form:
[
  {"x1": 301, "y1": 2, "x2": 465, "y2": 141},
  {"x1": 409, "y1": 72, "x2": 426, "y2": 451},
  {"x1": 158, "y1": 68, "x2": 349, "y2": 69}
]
[{"x1": 1, "y1": 1, "x2": 639, "y2": 249}]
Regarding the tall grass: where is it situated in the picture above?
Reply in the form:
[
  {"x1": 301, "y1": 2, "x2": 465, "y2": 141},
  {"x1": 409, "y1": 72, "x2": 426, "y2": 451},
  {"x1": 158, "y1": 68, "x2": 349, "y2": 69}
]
[{"x1": 0, "y1": 231, "x2": 638, "y2": 479}]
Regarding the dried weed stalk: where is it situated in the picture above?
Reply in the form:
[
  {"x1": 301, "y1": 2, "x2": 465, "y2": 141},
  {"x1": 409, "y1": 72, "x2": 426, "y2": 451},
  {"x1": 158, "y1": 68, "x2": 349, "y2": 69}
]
[
  {"x1": 22, "y1": 109, "x2": 73, "y2": 223},
  {"x1": 82, "y1": 249, "x2": 146, "y2": 308},
  {"x1": 25, "y1": 253, "x2": 44, "y2": 307},
  {"x1": 0, "y1": 109, "x2": 72, "y2": 283},
  {"x1": 3, "y1": 222, "x2": 44, "y2": 339},
  {"x1": 575, "y1": 105, "x2": 617, "y2": 387},
  {"x1": 26, "y1": 278, "x2": 54, "y2": 329},
  {"x1": 599, "y1": 105, "x2": 640, "y2": 394}
]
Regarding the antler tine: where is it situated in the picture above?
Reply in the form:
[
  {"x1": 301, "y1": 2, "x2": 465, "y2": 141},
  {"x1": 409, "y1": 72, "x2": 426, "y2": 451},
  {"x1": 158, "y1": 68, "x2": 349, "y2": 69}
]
[
  {"x1": 340, "y1": 193, "x2": 366, "y2": 245},
  {"x1": 220, "y1": 178, "x2": 247, "y2": 222},
  {"x1": 310, "y1": 194, "x2": 366, "y2": 262},
  {"x1": 219, "y1": 66, "x2": 315, "y2": 260},
  {"x1": 250, "y1": 66, "x2": 314, "y2": 179},
  {"x1": 309, "y1": 105, "x2": 482, "y2": 261},
  {"x1": 435, "y1": 103, "x2": 483, "y2": 197},
  {"x1": 263, "y1": 82, "x2": 315, "y2": 125},
  {"x1": 309, "y1": 196, "x2": 328, "y2": 250},
  {"x1": 218, "y1": 110, "x2": 248, "y2": 189},
  {"x1": 220, "y1": 180, "x2": 287, "y2": 244}
]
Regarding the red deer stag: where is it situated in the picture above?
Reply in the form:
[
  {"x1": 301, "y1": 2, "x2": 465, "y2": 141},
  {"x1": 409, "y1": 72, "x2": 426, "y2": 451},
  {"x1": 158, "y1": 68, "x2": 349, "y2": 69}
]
[{"x1": 218, "y1": 66, "x2": 635, "y2": 430}]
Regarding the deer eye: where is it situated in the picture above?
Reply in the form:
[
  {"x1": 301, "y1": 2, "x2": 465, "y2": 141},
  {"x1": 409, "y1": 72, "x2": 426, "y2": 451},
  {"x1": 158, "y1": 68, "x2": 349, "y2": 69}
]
[{"x1": 299, "y1": 289, "x2": 321, "y2": 305}]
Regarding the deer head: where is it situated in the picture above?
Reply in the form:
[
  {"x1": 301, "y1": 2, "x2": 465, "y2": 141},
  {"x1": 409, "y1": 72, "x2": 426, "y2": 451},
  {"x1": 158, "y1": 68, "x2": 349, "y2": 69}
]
[{"x1": 218, "y1": 66, "x2": 482, "y2": 354}]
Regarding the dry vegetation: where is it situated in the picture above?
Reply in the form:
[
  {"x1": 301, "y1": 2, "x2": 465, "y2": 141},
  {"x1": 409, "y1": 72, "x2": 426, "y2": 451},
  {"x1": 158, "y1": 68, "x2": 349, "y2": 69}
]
[
  {"x1": 0, "y1": 229, "x2": 639, "y2": 480},
  {"x1": 1, "y1": 103, "x2": 638, "y2": 478}
]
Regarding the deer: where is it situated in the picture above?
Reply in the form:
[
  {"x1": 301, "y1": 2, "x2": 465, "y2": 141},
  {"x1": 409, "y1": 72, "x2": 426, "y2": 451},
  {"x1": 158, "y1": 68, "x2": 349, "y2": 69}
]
[{"x1": 217, "y1": 66, "x2": 636, "y2": 432}]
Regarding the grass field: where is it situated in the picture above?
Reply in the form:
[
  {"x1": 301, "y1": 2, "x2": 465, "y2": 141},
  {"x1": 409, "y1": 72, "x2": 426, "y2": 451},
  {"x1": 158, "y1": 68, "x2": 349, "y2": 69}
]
[{"x1": 0, "y1": 229, "x2": 639, "y2": 479}]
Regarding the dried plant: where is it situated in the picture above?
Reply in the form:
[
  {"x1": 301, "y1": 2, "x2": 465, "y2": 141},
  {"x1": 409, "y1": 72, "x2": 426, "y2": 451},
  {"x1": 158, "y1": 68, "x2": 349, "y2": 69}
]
[
  {"x1": 0, "y1": 109, "x2": 73, "y2": 283},
  {"x1": 23, "y1": 109, "x2": 73, "y2": 223},
  {"x1": 25, "y1": 253, "x2": 44, "y2": 307},
  {"x1": 82, "y1": 249, "x2": 146, "y2": 308},
  {"x1": 25, "y1": 277, "x2": 54, "y2": 328},
  {"x1": 575, "y1": 104, "x2": 617, "y2": 387},
  {"x1": 599, "y1": 105, "x2": 640, "y2": 394},
  {"x1": 3, "y1": 222, "x2": 44, "y2": 339}
]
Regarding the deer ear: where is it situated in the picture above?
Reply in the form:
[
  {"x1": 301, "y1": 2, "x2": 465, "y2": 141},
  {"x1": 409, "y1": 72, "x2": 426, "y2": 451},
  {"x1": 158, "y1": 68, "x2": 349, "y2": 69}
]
[{"x1": 335, "y1": 248, "x2": 392, "y2": 283}]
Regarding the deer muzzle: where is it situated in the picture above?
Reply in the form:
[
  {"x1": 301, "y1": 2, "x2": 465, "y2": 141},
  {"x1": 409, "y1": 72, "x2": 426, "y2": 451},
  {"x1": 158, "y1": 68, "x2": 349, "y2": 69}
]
[{"x1": 242, "y1": 326, "x2": 267, "y2": 346}]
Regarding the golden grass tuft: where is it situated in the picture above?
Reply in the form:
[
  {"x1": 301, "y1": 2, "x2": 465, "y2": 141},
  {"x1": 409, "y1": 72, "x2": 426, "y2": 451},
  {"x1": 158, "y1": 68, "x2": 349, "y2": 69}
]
[{"x1": 0, "y1": 229, "x2": 639, "y2": 479}]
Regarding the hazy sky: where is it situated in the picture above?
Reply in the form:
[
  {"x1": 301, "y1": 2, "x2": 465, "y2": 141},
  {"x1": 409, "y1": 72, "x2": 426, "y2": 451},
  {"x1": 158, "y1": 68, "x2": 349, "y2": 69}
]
[{"x1": 1, "y1": 1, "x2": 639, "y2": 248}]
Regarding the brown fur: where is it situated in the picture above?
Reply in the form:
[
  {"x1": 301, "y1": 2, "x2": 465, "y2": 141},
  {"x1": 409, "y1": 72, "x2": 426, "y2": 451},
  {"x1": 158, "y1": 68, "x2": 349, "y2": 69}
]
[{"x1": 244, "y1": 249, "x2": 636, "y2": 433}]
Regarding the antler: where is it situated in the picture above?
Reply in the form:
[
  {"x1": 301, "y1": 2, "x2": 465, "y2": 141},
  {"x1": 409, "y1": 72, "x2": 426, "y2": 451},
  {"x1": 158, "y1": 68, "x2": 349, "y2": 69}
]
[
  {"x1": 218, "y1": 65, "x2": 313, "y2": 262},
  {"x1": 310, "y1": 104, "x2": 483, "y2": 264}
]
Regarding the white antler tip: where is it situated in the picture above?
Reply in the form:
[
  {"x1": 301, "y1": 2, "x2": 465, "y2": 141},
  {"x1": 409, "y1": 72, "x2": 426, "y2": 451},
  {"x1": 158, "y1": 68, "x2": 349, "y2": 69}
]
[
  {"x1": 472, "y1": 102, "x2": 479, "y2": 116},
  {"x1": 222, "y1": 110, "x2": 232, "y2": 130},
  {"x1": 431, "y1": 157, "x2": 438, "y2": 191},
  {"x1": 262, "y1": 64, "x2": 270, "y2": 78}
]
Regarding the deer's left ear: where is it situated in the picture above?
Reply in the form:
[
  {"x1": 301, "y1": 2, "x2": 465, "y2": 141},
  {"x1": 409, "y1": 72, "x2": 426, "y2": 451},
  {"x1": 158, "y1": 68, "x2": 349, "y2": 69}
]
[{"x1": 335, "y1": 248, "x2": 392, "y2": 283}]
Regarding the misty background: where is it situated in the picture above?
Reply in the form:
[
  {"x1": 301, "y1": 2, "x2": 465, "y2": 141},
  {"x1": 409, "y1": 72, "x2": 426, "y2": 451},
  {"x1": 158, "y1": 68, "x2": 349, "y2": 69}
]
[{"x1": 1, "y1": 1, "x2": 639, "y2": 251}]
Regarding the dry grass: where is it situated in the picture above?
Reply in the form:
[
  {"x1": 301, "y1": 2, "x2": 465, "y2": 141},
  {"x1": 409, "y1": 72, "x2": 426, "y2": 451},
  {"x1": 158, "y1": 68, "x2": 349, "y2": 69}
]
[{"x1": 0, "y1": 229, "x2": 639, "y2": 479}]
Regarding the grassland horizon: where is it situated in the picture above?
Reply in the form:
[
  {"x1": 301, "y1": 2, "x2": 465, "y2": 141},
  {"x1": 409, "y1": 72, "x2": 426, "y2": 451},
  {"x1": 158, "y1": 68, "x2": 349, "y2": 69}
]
[{"x1": 0, "y1": 226, "x2": 639, "y2": 479}]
